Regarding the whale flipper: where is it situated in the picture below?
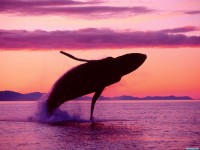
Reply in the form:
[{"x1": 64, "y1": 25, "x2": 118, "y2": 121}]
[
  {"x1": 60, "y1": 51, "x2": 92, "y2": 62},
  {"x1": 90, "y1": 87, "x2": 104, "y2": 121}
]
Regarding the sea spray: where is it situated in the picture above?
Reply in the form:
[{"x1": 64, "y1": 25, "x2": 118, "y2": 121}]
[{"x1": 33, "y1": 93, "x2": 86, "y2": 123}]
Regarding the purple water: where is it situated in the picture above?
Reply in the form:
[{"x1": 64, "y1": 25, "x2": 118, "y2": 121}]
[{"x1": 0, "y1": 100, "x2": 200, "y2": 150}]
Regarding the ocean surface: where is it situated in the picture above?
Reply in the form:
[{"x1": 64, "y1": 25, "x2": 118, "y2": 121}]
[{"x1": 0, "y1": 100, "x2": 200, "y2": 150}]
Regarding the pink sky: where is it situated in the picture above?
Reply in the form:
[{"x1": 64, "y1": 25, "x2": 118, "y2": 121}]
[{"x1": 0, "y1": 0, "x2": 200, "y2": 99}]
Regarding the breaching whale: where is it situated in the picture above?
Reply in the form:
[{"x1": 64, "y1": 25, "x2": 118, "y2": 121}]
[{"x1": 46, "y1": 51, "x2": 147, "y2": 120}]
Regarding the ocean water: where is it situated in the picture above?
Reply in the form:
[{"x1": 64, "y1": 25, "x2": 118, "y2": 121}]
[{"x1": 0, "y1": 100, "x2": 200, "y2": 150}]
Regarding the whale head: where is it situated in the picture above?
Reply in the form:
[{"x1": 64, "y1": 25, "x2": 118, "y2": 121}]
[{"x1": 114, "y1": 53, "x2": 147, "y2": 76}]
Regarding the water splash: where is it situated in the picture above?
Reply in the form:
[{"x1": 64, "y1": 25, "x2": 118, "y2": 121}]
[{"x1": 33, "y1": 93, "x2": 85, "y2": 123}]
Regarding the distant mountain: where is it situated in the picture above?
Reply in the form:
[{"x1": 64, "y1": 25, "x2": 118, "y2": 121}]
[
  {"x1": 0, "y1": 91, "x2": 43, "y2": 101},
  {"x1": 141, "y1": 95, "x2": 193, "y2": 100},
  {"x1": 0, "y1": 90, "x2": 193, "y2": 101},
  {"x1": 78, "y1": 95, "x2": 193, "y2": 100}
]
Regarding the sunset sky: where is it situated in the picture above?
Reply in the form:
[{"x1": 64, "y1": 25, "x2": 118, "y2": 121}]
[{"x1": 0, "y1": 0, "x2": 200, "y2": 99}]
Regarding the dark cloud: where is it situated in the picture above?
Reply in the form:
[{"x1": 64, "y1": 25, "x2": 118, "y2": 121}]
[
  {"x1": 0, "y1": 0, "x2": 93, "y2": 7},
  {"x1": 184, "y1": 10, "x2": 200, "y2": 14},
  {"x1": 0, "y1": 0, "x2": 153, "y2": 17},
  {"x1": 0, "y1": 28, "x2": 199, "y2": 50},
  {"x1": 160, "y1": 26, "x2": 199, "y2": 33}
]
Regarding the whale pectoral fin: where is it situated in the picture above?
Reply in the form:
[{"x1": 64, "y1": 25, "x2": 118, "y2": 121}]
[{"x1": 90, "y1": 87, "x2": 104, "y2": 121}]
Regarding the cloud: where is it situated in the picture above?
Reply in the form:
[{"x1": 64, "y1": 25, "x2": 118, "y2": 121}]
[
  {"x1": 0, "y1": 0, "x2": 153, "y2": 18},
  {"x1": 0, "y1": 0, "x2": 94, "y2": 7},
  {"x1": 160, "y1": 26, "x2": 200, "y2": 33},
  {"x1": 0, "y1": 28, "x2": 200, "y2": 50},
  {"x1": 184, "y1": 10, "x2": 200, "y2": 15}
]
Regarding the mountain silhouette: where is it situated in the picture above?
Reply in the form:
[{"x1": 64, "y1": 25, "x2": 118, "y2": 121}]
[
  {"x1": 0, "y1": 91, "x2": 193, "y2": 101},
  {"x1": 77, "y1": 95, "x2": 193, "y2": 100},
  {"x1": 0, "y1": 90, "x2": 43, "y2": 101}
]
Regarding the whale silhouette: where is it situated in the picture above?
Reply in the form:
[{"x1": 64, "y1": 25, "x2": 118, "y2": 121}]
[{"x1": 46, "y1": 51, "x2": 147, "y2": 120}]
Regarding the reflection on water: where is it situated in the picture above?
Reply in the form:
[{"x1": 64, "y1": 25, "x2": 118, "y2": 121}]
[
  {"x1": 48, "y1": 121, "x2": 144, "y2": 149},
  {"x1": 0, "y1": 100, "x2": 200, "y2": 150}
]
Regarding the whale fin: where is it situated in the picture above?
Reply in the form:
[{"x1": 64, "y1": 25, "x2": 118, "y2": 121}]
[
  {"x1": 90, "y1": 87, "x2": 104, "y2": 121},
  {"x1": 60, "y1": 51, "x2": 92, "y2": 62}
]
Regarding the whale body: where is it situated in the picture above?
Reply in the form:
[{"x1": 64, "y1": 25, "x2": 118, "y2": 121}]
[{"x1": 46, "y1": 52, "x2": 147, "y2": 120}]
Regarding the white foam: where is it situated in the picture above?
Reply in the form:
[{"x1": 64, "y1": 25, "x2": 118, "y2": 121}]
[{"x1": 33, "y1": 93, "x2": 85, "y2": 123}]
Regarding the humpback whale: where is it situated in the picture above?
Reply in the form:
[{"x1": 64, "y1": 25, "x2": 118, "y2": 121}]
[{"x1": 46, "y1": 51, "x2": 147, "y2": 120}]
